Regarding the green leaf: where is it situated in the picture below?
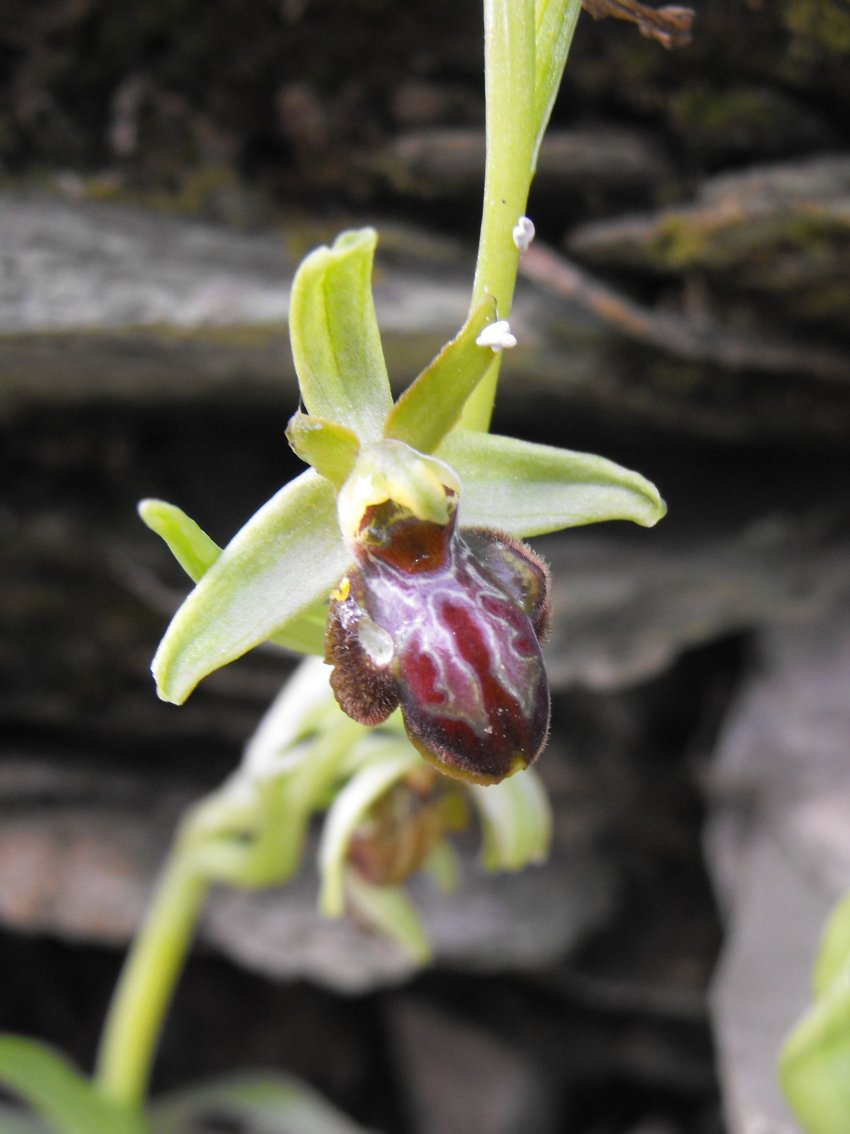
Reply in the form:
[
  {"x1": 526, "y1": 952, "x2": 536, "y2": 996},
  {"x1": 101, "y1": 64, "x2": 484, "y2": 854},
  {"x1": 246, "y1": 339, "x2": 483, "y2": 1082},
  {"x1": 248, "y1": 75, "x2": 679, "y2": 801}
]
[
  {"x1": 151, "y1": 1072, "x2": 375, "y2": 1134},
  {"x1": 383, "y1": 298, "x2": 496, "y2": 453},
  {"x1": 779, "y1": 892, "x2": 850, "y2": 1134},
  {"x1": 152, "y1": 470, "x2": 350, "y2": 704},
  {"x1": 438, "y1": 430, "x2": 666, "y2": 536},
  {"x1": 780, "y1": 974, "x2": 850, "y2": 1134},
  {"x1": 0, "y1": 1036, "x2": 148, "y2": 1134},
  {"x1": 814, "y1": 891, "x2": 850, "y2": 996},
  {"x1": 285, "y1": 411, "x2": 360, "y2": 489},
  {"x1": 289, "y1": 229, "x2": 392, "y2": 442}
]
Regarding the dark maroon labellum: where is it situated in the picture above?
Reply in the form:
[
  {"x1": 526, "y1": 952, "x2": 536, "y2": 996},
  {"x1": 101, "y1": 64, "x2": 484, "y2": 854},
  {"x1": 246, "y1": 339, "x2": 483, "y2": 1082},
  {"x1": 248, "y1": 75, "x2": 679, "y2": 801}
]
[{"x1": 325, "y1": 497, "x2": 551, "y2": 785}]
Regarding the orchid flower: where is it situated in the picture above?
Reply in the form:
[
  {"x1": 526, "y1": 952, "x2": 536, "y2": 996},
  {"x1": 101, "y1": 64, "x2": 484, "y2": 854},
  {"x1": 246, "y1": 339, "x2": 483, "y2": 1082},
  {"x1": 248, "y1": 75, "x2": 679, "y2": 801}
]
[{"x1": 140, "y1": 228, "x2": 665, "y2": 785}]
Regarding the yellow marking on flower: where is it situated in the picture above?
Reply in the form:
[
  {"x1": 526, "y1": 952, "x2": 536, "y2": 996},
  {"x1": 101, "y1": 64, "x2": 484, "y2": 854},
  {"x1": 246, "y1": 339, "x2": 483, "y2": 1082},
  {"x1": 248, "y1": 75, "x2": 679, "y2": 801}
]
[{"x1": 331, "y1": 576, "x2": 351, "y2": 602}]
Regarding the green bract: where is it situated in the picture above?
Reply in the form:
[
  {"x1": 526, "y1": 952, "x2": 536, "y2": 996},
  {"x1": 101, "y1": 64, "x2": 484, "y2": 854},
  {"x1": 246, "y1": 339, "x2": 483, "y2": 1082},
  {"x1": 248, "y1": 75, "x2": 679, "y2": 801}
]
[{"x1": 143, "y1": 227, "x2": 666, "y2": 706}]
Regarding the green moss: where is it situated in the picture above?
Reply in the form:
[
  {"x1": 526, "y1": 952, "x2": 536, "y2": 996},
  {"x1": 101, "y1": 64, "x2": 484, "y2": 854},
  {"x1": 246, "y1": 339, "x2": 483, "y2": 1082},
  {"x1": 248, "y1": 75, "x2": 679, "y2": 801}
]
[
  {"x1": 783, "y1": 0, "x2": 850, "y2": 52},
  {"x1": 669, "y1": 86, "x2": 784, "y2": 135}
]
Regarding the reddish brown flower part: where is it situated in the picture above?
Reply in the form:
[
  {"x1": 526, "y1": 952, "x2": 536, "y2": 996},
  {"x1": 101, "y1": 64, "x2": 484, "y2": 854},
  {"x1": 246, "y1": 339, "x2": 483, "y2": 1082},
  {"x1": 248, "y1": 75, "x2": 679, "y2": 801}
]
[{"x1": 325, "y1": 492, "x2": 551, "y2": 785}]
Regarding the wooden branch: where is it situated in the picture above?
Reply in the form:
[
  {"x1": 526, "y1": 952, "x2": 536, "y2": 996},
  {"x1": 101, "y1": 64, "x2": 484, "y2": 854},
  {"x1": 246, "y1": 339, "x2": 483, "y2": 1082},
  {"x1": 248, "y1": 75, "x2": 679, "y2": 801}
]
[
  {"x1": 582, "y1": 0, "x2": 695, "y2": 48},
  {"x1": 521, "y1": 240, "x2": 850, "y2": 385}
]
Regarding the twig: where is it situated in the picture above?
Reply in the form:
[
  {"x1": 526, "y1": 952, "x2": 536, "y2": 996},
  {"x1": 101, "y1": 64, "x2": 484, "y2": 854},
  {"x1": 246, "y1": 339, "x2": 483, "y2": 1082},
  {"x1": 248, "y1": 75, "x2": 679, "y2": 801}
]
[
  {"x1": 582, "y1": 0, "x2": 695, "y2": 48},
  {"x1": 521, "y1": 240, "x2": 850, "y2": 385}
]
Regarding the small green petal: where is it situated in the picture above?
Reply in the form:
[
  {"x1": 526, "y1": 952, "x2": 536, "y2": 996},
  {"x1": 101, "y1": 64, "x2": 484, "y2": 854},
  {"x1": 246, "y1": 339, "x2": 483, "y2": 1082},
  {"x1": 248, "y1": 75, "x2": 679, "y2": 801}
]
[
  {"x1": 289, "y1": 228, "x2": 392, "y2": 442},
  {"x1": 438, "y1": 429, "x2": 666, "y2": 536},
  {"x1": 383, "y1": 298, "x2": 496, "y2": 454},
  {"x1": 152, "y1": 470, "x2": 350, "y2": 704},
  {"x1": 285, "y1": 410, "x2": 360, "y2": 489},
  {"x1": 138, "y1": 499, "x2": 220, "y2": 582}
]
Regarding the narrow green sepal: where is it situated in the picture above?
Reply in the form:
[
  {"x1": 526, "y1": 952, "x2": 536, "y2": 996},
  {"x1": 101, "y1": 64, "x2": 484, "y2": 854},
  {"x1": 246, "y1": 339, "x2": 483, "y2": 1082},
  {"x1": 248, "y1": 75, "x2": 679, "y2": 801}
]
[
  {"x1": 289, "y1": 228, "x2": 392, "y2": 442},
  {"x1": 383, "y1": 298, "x2": 497, "y2": 453},
  {"x1": 285, "y1": 411, "x2": 360, "y2": 489},
  {"x1": 152, "y1": 470, "x2": 350, "y2": 704},
  {"x1": 438, "y1": 430, "x2": 666, "y2": 536}
]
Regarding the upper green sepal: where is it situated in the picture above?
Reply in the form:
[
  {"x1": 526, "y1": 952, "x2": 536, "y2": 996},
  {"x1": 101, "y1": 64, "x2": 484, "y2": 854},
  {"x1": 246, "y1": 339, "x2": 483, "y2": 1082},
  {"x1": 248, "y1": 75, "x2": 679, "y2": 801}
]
[
  {"x1": 151, "y1": 470, "x2": 350, "y2": 704},
  {"x1": 437, "y1": 429, "x2": 666, "y2": 536},
  {"x1": 289, "y1": 228, "x2": 393, "y2": 442}
]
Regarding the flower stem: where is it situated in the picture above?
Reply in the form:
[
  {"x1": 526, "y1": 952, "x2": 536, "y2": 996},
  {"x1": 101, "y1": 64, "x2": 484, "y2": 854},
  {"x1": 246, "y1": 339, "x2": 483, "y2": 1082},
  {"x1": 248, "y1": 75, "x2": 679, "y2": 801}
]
[
  {"x1": 461, "y1": 0, "x2": 583, "y2": 433},
  {"x1": 94, "y1": 853, "x2": 208, "y2": 1109},
  {"x1": 461, "y1": 0, "x2": 536, "y2": 433}
]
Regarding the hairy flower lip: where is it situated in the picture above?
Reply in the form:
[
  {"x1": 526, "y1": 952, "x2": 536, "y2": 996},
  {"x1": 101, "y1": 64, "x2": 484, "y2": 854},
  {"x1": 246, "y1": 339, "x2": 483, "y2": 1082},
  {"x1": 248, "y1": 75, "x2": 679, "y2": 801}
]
[{"x1": 326, "y1": 492, "x2": 552, "y2": 785}]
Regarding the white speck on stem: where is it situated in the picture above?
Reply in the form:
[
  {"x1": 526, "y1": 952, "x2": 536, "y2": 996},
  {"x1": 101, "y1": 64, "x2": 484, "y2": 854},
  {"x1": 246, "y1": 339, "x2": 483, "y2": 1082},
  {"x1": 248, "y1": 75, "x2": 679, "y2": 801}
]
[
  {"x1": 476, "y1": 319, "x2": 517, "y2": 353},
  {"x1": 512, "y1": 216, "x2": 535, "y2": 253}
]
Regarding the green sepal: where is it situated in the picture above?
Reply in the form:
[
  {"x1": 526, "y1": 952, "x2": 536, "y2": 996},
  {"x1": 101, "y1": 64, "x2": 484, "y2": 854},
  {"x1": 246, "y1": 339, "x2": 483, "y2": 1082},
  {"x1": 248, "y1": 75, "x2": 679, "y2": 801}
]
[
  {"x1": 285, "y1": 411, "x2": 360, "y2": 489},
  {"x1": 152, "y1": 470, "x2": 350, "y2": 704},
  {"x1": 150, "y1": 1071, "x2": 373, "y2": 1134},
  {"x1": 0, "y1": 1036, "x2": 148, "y2": 1134},
  {"x1": 438, "y1": 429, "x2": 666, "y2": 536},
  {"x1": 383, "y1": 298, "x2": 496, "y2": 453},
  {"x1": 139, "y1": 499, "x2": 329, "y2": 656},
  {"x1": 289, "y1": 228, "x2": 392, "y2": 442}
]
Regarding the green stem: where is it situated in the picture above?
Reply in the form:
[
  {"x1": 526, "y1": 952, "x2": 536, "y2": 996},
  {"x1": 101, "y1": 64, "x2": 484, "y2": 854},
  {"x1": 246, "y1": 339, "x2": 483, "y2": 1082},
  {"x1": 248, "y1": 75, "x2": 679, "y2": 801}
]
[
  {"x1": 462, "y1": 0, "x2": 536, "y2": 433},
  {"x1": 94, "y1": 854, "x2": 208, "y2": 1109},
  {"x1": 461, "y1": 0, "x2": 583, "y2": 433}
]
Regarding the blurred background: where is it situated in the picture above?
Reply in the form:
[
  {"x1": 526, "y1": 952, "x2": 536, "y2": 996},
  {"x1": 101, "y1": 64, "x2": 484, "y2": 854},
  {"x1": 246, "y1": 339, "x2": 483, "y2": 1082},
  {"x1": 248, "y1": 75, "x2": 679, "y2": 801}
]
[{"x1": 2, "y1": 1, "x2": 850, "y2": 1131}]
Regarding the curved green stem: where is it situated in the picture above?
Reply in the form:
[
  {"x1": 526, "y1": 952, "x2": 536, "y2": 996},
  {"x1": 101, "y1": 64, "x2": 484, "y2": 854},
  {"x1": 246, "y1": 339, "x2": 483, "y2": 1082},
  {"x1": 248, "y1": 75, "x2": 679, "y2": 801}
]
[{"x1": 94, "y1": 855, "x2": 208, "y2": 1109}]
